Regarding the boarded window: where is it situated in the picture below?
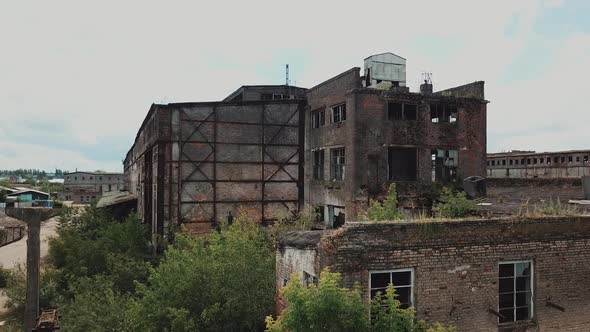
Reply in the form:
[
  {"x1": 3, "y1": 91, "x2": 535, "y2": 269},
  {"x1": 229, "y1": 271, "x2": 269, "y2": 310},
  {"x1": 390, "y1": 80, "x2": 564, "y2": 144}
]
[
  {"x1": 388, "y1": 103, "x2": 417, "y2": 121},
  {"x1": 388, "y1": 147, "x2": 417, "y2": 181}
]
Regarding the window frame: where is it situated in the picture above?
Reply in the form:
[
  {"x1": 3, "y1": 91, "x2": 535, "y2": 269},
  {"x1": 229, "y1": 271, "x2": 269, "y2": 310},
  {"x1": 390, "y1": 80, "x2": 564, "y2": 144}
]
[
  {"x1": 498, "y1": 260, "x2": 534, "y2": 324},
  {"x1": 332, "y1": 103, "x2": 346, "y2": 124},
  {"x1": 330, "y1": 148, "x2": 345, "y2": 181},
  {"x1": 312, "y1": 149, "x2": 324, "y2": 180},
  {"x1": 369, "y1": 268, "x2": 415, "y2": 309}
]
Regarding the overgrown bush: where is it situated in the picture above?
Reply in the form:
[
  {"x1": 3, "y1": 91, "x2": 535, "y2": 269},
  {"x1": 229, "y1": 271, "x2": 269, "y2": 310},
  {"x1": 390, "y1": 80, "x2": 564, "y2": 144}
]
[
  {"x1": 365, "y1": 183, "x2": 405, "y2": 221},
  {"x1": 266, "y1": 269, "x2": 369, "y2": 331},
  {"x1": 433, "y1": 187, "x2": 476, "y2": 218},
  {"x1": 267, "y1": 269, "x2": 456, "y2": 332},
  {"x1": 269, "y1": 205, "x2": 316, "y2": 244},
  {"x1": 126, "y1": 215, "x2": 276, "y2": 331}
]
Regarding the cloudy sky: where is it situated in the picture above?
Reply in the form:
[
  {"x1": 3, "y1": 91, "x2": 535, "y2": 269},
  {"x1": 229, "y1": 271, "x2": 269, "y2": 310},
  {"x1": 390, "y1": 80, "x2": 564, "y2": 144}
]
[{"x1": 0, "y1": 0, "x2": 588, "y2": 172}]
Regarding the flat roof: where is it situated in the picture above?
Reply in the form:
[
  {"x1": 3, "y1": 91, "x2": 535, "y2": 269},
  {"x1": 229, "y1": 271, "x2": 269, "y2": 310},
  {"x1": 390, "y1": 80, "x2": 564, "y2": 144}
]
[{"x1": 488, "y1": 149, "x2": 590, "y2": 158}]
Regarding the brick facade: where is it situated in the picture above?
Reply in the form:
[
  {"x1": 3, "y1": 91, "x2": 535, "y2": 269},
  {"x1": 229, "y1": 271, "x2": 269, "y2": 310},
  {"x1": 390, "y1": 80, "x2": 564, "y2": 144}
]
[
  {"x1": 305, "y1": 67, "x2": 487, "y2": 225},
  {"x1": 277, "y1": 216, "x2": 590, "y2": 331}
]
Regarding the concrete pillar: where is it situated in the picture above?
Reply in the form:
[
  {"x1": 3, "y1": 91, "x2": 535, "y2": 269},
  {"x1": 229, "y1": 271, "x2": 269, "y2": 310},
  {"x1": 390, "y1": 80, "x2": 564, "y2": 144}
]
[
  {"x1": 583, "y1": 176, "x2": 590, "y2": 200},
  {"x1": 5, "y1": 208, "x2": 58, "y2": 332}
]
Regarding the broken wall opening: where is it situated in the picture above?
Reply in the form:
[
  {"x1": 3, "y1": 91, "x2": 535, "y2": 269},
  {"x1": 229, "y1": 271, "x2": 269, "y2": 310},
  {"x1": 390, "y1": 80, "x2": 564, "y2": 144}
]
[{"x1": 388, "y1": 147, "x2": 417, "y2": 181}]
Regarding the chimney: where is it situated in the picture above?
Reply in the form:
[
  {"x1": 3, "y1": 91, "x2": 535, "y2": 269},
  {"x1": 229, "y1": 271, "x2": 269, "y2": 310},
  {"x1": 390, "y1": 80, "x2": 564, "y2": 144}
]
[{"x1": 420, "y1": 80, "x2": 433, "y2": 94}]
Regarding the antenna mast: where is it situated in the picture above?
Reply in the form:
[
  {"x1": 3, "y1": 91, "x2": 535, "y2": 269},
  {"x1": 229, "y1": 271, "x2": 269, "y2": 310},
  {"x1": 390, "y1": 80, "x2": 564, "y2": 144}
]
[{"x1": 286, "y1": 64, "x2": 290, "y2": 86}]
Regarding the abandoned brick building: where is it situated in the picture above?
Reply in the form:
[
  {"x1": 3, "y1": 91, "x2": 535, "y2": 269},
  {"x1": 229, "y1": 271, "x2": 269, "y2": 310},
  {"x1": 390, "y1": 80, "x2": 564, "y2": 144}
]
[
  {"x1": 487, "y1": 150, "x2": 590, "y2": 179},
  {"x1": 124, "y1": 91, "x2": 305, "y2": 237},
  {"x1": 125, "y1": 52, "x2": 488, "y2": 236},
  {"x1": 305, "y1": 52, "x2": 488, "y2": 226},
  {"x1": 278, "y1": 216, "x2": 590, "y2": 331}
]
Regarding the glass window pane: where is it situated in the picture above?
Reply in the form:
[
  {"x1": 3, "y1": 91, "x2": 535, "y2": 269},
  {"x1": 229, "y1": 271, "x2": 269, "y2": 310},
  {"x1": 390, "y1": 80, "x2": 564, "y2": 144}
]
[
  {"x1": 516, "y1": 292, "x2": 531, "y2": 307},
  {"x1": 391, "y1": 271, "x2": 412, "y2": 287},
  {"x1": 499, "y1": 309, "x2": 514, "y2": 323},
  {"x1": 516, "y1": 307, "x2": 530, "y2": 321},
  {"x1": 371, "y1": 273, "x2": 390, "y2": 289},
  {"x1": 499, "y1": 264, "x2": 514, "y2": 278},
  {"x1": 499, "y1": 278, "x2": 514, "y2": 293},
  {"x1": 499, "y1": 293, "x2": 514, "y2": 309},
  {"x1": 516, "y1": 277, "x2": 530, "y2": 291},
  {"x1": 515, "y1": 262, "x2": 531, "y2": 277},
  {"x1": 396, "y1": 287, "x2": 412, "y2": 306}
]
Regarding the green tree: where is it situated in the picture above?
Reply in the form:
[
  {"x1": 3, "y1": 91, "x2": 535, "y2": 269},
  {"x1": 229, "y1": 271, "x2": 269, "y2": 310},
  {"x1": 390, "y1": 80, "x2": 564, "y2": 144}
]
[
  {"x1": 370, "y1": 284, "x2": 418, "y2": 332},
  {"x1": 126, "y1": 216, "x2": 276, "y2": 331},
  {"x1": 60, "y1": 276, "x2": 130, "y2": 332},
  {"x1": 433, "y1": 187, "x2": 477, "y2": 218},
  {"x1": 365, "y1": 183, "x2": 405, "y2": 221},
  {"x1": 266, "y1": 269, "x2": 369, "y2": 332}
]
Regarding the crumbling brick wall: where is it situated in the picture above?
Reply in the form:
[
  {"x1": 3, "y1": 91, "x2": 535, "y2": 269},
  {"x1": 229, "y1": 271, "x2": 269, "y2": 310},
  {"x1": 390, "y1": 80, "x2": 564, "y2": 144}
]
[{"x1": 278, "y1": 216, "x2": 590, "y2": 331}]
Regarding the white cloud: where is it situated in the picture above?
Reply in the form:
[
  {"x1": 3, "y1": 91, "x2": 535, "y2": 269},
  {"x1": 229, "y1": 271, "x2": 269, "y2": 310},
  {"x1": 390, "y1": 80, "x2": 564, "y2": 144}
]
[{"x1": 0, "y1": 0, "x2": 587, "y2": 170}]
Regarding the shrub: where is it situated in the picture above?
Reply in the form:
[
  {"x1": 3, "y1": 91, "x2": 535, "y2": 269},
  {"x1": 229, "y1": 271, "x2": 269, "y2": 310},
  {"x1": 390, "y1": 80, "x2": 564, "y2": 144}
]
[
  {"x1": 433, "y1": 187, "x2": 476, "y2": 218},
  {"x1": 266, "y1": 269, "x2": 369, "y2": 332},
  {"x1": 365, "y1": 183, "x2": 405, "y2": 221}
]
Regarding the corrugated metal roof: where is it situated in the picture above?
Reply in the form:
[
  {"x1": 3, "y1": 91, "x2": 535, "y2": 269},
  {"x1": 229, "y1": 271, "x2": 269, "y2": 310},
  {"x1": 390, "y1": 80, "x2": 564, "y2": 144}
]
[{"x1": 96, "y1": 191, "x2": 137, "y2": 208}]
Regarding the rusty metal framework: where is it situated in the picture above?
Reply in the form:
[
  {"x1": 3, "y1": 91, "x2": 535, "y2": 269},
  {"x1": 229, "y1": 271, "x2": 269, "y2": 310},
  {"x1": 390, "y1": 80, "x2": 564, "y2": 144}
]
[{"x1": 177, "y1": 101, "x2": 304, "y2": 227}]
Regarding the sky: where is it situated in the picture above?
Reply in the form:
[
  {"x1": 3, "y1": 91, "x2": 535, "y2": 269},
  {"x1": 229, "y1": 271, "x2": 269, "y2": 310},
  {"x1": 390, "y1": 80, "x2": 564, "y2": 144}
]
[{"x1": 0, "y1": 0, "x2": 588, "y2": 172}]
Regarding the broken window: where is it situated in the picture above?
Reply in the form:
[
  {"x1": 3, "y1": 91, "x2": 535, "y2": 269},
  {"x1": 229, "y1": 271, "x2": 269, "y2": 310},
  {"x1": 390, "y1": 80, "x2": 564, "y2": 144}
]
[
  {"x1": 312, "y1": 150, "x2": 324, "y2": 180},
  {"x1": 311, "y1": 110, "x2": 325, "y2": 128},
  {"x1": 569, "y1": 156, "x2": 573, "y2": 163},
  {"x1": 404, "y1": 104, "x2": 417, "y2": 120},
  {"x1": 492, "y1": 160, "x2": 496, "y2": 166},
  {"x1": 261, "y1": 93, "x2": 273, "y2": 100},
  {"x1": 527, "y1": 159, "x2": 531, "y2": 165},
  {"x1": 498, "y1": 261, "x2": 532, "y2": 323},
  {"x1": 430, "y1": 104, "x2": 457, "y2": 123},
  {"x1": 314, "y1": 206, "x2": 325, "y2": 223},
  {"x1": 370, "y1": 269, "x2": 414, "y2": 309},
  {"x1": 303, "y1": 271, "x2": 318, "y2": 287},
  {"x1": 540, "y1": 158, "x2": 544, "y2": 164},
  {"x1": 502, "y1": 160, "x2": 506, "y2": 166},
  {"x1": 561, "y1": 156, "x2": 565, "y2": 163},
  {"x1": 431, "y1": 149, "x2": 458, "y2": 182},
  {"x1": 388, "y1": 147, "x2": 417, "y2": 181},
  {"x1": 332, "y1": 104, "x2": 346, "y2": 123},
  {"x1": 331, "y1": 148, "x2": 345, "y2": 180},
  {"x1": 533, "y1": 158, "x2": 537, "y2": 164},
  {"x1": 389, "y1": 102, "x2": 418, "y2": 121},
  {"x1": 509, "y1": 160, "x2": 513, "y2": 166},
  {"x1": 554, "y1": 157, "x2": 559, "y2": 163},
  {"x1": 546, "y1": 158, "x2": 551, "y2": 165},
  {"x1": 576, "y1": 156, "x2": 580, "y2": 162},
  {"x1": 584, "y1": 156, "x2": 589, "y2": 163}
]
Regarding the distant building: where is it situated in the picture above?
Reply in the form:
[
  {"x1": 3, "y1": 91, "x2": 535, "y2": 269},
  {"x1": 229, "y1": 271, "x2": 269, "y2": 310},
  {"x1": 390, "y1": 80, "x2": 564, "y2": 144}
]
[
  {"x1": 7, "y1": 189, "x2": 50, "y2": 203},
  {"x1": 0, "y1": 175, "x2": 25, "y2": 184},
  {"x1": 487, "y1": 150, "x2": 590, "y2": 179},
  {"x1": 59, "y1": 171, "x2": 124, "y2": 204}
]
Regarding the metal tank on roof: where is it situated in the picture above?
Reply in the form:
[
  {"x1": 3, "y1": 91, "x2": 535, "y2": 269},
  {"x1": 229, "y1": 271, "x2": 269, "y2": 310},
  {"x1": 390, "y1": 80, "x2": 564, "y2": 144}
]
[{"x1": 363, "y1": 52, "x2": 406, "y2": 89}]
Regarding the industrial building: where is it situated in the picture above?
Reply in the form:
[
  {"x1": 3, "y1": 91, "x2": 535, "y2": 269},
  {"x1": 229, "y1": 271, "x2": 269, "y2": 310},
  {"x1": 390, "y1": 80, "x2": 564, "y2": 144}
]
[
  {"x1": 487, "y1": 150, "x2": 590, "y2": 179},
  {"x1": 59, "y1": 171, "x2": 124, "y2": 204},
  {"x1": 306, "y1": 53, "x2": 488, "y2": 226},
  {"x1": 124, "y1": 97, "x2": 305, "y2": 237},
  {"x1": 125, "y1": 52, "x2": 488, "y2": 236},
  {"x1": 277, "y1": 215, "x2": 590, "y2": 331}
]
